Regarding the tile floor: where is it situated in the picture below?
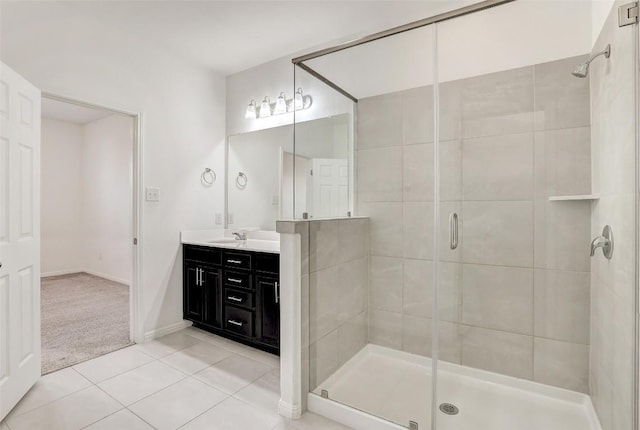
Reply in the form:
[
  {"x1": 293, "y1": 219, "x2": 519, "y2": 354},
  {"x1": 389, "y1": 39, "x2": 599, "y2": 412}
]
[{"x1": 1, "y1": 327, "x2": 352, "y2": 430}]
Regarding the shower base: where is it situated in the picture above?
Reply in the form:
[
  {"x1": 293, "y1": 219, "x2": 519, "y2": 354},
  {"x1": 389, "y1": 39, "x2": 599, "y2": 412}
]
[{"x1": 309, "y1": 344, "x2": 602, "y2": 430}]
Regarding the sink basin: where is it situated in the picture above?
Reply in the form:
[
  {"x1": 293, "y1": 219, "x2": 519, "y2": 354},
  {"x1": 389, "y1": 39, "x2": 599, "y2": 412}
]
[
  {"x1": 206, "y1": 239, "x2": 238, "y2": 244},
  {"x1": 201, "y1": 238, "x2": 280, "y2": 253}
]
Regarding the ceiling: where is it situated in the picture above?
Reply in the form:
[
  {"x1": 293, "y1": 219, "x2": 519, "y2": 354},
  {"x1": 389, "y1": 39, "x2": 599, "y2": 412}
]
[
  {"x1": 44, "y1": 0, "x2": 481, "y2": 76},
  {"x1": 42, "y1": 98, "x2": 115, "y2": 124}
]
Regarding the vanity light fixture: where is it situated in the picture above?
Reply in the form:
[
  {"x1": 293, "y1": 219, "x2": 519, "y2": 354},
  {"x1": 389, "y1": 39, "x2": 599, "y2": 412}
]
[
  {"x1": 245, "y1": 99, "x2": 257, "y2": 119},
  {"x1": 274, "y1": 92, "x2": 287, "y2": 115},
  {"x1": 259, "y1": 96, "x2": 272, "y2": 118},
  {"x1": 244, "y1": 88, "x2": 313, "y2": 120},
  {"x1": 292, "y1": 87, "x2": 304, "y2": 111}
]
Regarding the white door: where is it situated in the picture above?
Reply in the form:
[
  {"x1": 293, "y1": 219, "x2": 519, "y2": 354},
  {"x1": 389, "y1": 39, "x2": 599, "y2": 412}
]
[
  {"x1": 309, "y1": 158, "x2": 348, "y2": 218},
  {"x1": 0, "y1": 62, "x2": 41, "y2": 421}
]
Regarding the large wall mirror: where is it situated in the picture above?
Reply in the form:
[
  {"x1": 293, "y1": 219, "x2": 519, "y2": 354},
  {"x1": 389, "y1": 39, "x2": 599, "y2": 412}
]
[{"x1": 227, "y1": 113, "x2": 352, "y2": 231}]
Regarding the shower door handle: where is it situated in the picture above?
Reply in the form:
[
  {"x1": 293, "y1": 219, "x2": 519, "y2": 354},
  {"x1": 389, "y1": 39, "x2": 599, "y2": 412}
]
[{"x1": 449, "y1": 212, "x2": 458, "y2": 250}]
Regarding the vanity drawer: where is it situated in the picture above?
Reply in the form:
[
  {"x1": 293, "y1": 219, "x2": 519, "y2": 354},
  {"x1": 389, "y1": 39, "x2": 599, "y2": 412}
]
[
  {"x1": 184, "y1": 245, "x2": 221, "y2": 266},
  {"x1": 255, "y1": 253, "x2": 279, "y2": 274},
  {"x1": 223, "y1": 252, "x2": 252, "y2": 269},
  {"x1": 224, "y1": 270, "x2": 252, "y2": 289},
  {"x1": 224, "y1": 306, "x2": 253, "y2": 338},
  {"x1": 225, "y1": 288, "x2": 254, "y2": 309}
]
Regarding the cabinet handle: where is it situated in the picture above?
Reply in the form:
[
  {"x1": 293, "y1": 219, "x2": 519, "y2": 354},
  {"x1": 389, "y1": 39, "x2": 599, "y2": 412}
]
[
  {"x1": 227, "y1": 259, "x2": 242, "y2": 264},
  {"x1": 228, "y1": 319, "x2": 243, "y2": 327},
  {"x1": 275, "y1": 282, "x2": 279, "y2": 304},
  {"x1": 227, "y1": 296, "x2": 243, "y2": 302},
  {"x1": 196, "y1": 268, "x2": 201, "y2": 286},
  {"x1": 228, "y1": 278, "x2": 243, "y2": 284}
]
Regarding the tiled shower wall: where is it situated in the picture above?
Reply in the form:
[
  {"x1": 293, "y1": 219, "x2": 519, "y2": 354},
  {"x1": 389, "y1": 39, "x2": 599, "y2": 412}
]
[
  {"x1": 307, "y1": 218, "x2": 369, "y2": 390},
  {"x1": 589, "y1": 3, "x2": 637, "y2": 429},
  {"x1": 357, "y1": 55, "x2": 593, "y2": 392}
]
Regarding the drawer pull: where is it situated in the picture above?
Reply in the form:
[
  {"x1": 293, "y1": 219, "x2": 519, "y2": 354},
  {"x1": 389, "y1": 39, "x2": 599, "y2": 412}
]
[
  {"x1": 227, "y1": 259, "x2": 242, "y2": 264},
  {"x1": 228, "y1": 319, "x2": 244, "y2": 327},
  {"x1": 227, "y1": 296, "x2": 243, "y2": 302},
  {"x1": 228, "y1": 278, "x2": 243, "y2": 283}
]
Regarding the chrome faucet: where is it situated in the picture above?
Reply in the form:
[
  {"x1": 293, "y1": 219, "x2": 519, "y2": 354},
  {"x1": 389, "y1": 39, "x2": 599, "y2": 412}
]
[
  {"x1": 590, "y1": 225, "x2": 614, "y2": 259},
  {"x1": 232, "y1": 231, "x2": 247, "y2": 241}
]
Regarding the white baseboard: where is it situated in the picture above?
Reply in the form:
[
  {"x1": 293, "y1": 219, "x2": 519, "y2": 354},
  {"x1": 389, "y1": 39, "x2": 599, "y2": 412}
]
[
  {"x1": 278, "y1": 399, "x2": 301, "y2": 419},
  {"x1": 82, "y1": 269, "x2": 130, "y2": 287},
  {"x1": 41, "y1": 268, "x2": 130, "y2": 287},
  {"x1": 143, "y1": 320, "x2": 193, "y2": 342},
  {"x1": 42, "y1": 268, "x2": 84, "y2": 278}
]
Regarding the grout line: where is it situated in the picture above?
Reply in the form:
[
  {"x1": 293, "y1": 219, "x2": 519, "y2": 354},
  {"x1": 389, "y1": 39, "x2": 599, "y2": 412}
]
[
  {"x1": 77, "y1": 407, "x2": 128, "y2": 430},
  {"x1": 5, "y1": 373, "x2": 95, "y2": 420},
  {"x1": 124, "y1": 408, "x2": 159, "y2": 430},
  {"x1": 531, "y1": 64, "x2": 538, "y2": 376}
]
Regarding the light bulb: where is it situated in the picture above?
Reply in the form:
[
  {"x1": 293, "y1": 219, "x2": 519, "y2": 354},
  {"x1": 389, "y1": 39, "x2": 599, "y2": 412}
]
[
  {"x1": 274, "y1": 92, "x2": 287, "y2": 115},
  {"x1": 245, "y1": 99, "x2": 257, "y2": 119},
  {"x1": 294, "y1": 88, "x2": 304, "y2": 110},
  {"x1": 259, "y1": 96, "x2": 271, "y2": 118}
]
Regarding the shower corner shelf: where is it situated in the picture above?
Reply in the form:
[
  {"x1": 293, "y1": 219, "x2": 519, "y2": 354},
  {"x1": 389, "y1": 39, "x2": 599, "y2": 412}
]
[{"x1": 548, "y1": 194, "x2": 600, "y2": 201}]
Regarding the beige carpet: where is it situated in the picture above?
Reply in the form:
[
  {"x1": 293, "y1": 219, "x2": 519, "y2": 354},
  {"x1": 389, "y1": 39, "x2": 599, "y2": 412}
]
[{"x1": 41, "y1": 272, "x2": 132, "y2": 375}]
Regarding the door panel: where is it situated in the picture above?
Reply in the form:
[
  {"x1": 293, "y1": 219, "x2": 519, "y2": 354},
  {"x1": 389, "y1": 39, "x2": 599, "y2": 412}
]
[
  {"x1": 309, "y1": 158, "x2": 348, "y2": 218},
  {"x1": 0, "y1": 61, "x2": 41, "y2": 421},
  {"x1": 203, "y1": 268, "x2": 222, "y2": 329},
  {"x1": 256, "y1": 275, "x2": 279, "y2": 347},
  {"x1": 0, "y1": 138, "x2": 8, "y2": 242},
  {"x1": 0, "y1": 275, "x2": 8, "y2": 381},
  {"x1": 184, "y1": 264, "x2": 203, "y2": 321}
]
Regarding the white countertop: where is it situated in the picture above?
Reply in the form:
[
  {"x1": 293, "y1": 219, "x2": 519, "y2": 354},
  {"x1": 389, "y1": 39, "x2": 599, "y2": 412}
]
[{"x1": 181, "y1": 229, "x2": 280, "y2": 254}]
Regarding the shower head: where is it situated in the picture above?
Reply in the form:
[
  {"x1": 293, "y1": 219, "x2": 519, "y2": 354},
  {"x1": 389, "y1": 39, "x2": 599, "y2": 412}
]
[
  {"x1": 571, "y1": 63, "x2": 590, "y2": 78},
  {"x1": 572, "y1": 44, "x2": 611, "y2": 78}
]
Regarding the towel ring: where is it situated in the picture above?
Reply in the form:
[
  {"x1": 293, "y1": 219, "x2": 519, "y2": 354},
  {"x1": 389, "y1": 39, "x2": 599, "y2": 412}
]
[
  {"x1": 236, "y1": 172, "x2": 248, "y2": 188},
  {"x1": 201, "y1": 168, "x2": 216, "y2": 186}
]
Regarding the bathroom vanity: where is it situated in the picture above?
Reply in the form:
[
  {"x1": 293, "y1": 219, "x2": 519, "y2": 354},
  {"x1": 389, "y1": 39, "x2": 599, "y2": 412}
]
[{"x1": 181, "y1": 233, "x2": 280, "y2": 355}]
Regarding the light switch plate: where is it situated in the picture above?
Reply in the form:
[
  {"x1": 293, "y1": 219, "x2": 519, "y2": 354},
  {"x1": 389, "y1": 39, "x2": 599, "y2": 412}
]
[
  {"x1": 228, "y1": 213, "x2": 234, "y2": 224},
  {"x1": 145, "y1": 187, "x2": 160, "y2": 202},
  {"x1": 215, "y1": 213, "x2": 222, "y2": 225}
]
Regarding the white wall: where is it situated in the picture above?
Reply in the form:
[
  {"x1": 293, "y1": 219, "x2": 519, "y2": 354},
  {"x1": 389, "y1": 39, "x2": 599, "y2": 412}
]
[
  {"x1": 226, "y1": 56, "x2": 354, "y2": 136},
  {"x1": 41, "y1": 119, "x2": 84, "y2": 275},
  {"x1": 1, "y1": 1, "x2": 227, "y2": 338},
  {"x1": 82, "y1": 114, "x2": 133, "y2": 284},
  {"x1": 307, "y1": 0, "x2": 593, "y2": 99},
  {"x1": 41, "y1": 115, "x2": 133, "y2": 285},
  {"x1": 592, "y1": 0, "x2": 616, "y2": 45},
  {"x1": 228, "y1": 1, "x2": 594, "y2": 106}
]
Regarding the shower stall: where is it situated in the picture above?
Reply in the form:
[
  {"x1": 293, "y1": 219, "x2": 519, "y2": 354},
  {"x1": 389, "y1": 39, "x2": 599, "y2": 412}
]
[{"x1": 288, "y1": 1, "x2": 639, "y2": 429}]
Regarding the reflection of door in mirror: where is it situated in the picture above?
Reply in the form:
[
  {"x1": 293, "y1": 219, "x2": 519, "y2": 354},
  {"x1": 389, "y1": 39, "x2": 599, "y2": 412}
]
[
  {"x1": 307, "y1": 158, "x2": 348, "y2": 218},
  {"x1": 227, "y1": 113, "x2": 352, "y2": 228},
  {"x1": 281, "y1": 151, "x2": 310, "y2": 219}
]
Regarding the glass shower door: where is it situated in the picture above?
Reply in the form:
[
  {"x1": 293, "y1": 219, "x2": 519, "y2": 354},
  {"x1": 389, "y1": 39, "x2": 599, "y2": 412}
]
[
  {"x1": 433, "y1": 2, "x2": 639, "y2": 430},
  {"x1": 301, "y1": 23, "x2": 438, "y2": 429}
]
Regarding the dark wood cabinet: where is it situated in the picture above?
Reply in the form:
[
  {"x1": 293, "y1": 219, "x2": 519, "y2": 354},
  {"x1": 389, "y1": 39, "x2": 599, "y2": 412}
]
[
  {"x1": 183, "y1": 250, "x2": 222, "y2": 330},
  {"x1": 184, "y1": 263, "x2": 204, "y2": 321},
  {"x1": 202, "y1": 267, "x2": 223, "y2": 328},
  {"x1": 255, "y1": 275, "x2": 279, "y2": 348},
  {"x1": 183, "y1": 244, "x2": 279, "y2": 355}
]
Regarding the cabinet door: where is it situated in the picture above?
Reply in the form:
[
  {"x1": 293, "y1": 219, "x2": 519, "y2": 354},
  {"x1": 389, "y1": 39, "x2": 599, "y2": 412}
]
[
  {"x1": 184, "y1": 264, "x2": 204, "y2": 321},
  {"x1": 203, "y1": 267, "x2": 223, "y2": 329},
  {"x1": 255, "y1": 275, "x2": 280, "y2": 347}
]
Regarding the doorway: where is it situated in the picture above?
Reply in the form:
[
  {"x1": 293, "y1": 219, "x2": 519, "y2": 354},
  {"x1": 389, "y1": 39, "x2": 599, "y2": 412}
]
[{"x1": 39, "y1": 94, "x2": 141, "y2": 374}]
